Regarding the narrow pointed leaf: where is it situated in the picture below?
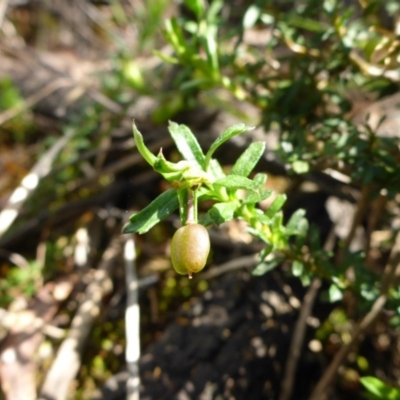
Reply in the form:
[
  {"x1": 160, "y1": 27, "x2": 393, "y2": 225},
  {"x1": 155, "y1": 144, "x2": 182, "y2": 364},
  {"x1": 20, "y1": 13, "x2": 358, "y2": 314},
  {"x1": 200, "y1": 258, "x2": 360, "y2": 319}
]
[
  {"x1": 214, "y1": 175, "x2": 260, "y2": 192},
  {"x1": 204, "y1": 27, "x2": 219, "y2": 75},
  {"x1": 244, "y1": 189, "x2": 273, "y2": 204},
  {"x1": 208, "y1": 158, "x2": 225, "y2": 180},
  {"x1": 165, "y1": 18, "x2": 189, "y2": 57},
  {"x1": 183, "y1": 0, "x2": 206, "y2": 19},
  {"x1": 230, "y1": 141, "x2": 266, "y2": 177},
  {"x1": 252, "y1": 259, "x2": 279, "y2": 276},
  {"x1": 133, "y1": 123, "x2": 158, "y2": 167},
  {"x1": 168, "y1": 121, "x2": 205, "y2": 167},
  {"x1": 122, "y1": 189, "x2": 179, "y2": 234},
  {"x1": 153, "y1": 50, "x2": 179, "y2": 64},
  {"x1": 204, "y1": 123, "x2": 253, "y2": 169},
  {"x1": 208, "y1": 202, "x2": 238, "y2": 225},
  {"x1": 286, "y1": 209, "x2": 308, "y2": 235},
  {"x1": 264, "y1": 194, "x2": 287, "y2": 218}
]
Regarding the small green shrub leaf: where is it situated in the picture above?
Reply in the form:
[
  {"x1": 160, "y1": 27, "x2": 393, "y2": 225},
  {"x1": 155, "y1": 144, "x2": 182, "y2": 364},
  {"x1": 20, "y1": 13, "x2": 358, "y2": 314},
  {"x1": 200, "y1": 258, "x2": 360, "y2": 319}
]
[
  {"x1": 286, "y1": 209, "x2": 308, "y2": 235},
  {"x1": 208, "y1": 202, "x2": 238, "y2": 225},
  {"x1": 252, "y1": 259, "x2": 279, "y2": 276},
  {"x1": 292, "y1": 160, "x2": 310, "y2": 174},
  {"x1": 123, "y1": 189, "x2": 179, "y2": 234},
  {"x1": 132, "y1": 123, "x2": 158, "y2": 167},
  {"x1": 244, "y1": 189, "x2": 273, "y2": 205},
  {"x1": 214, "y1": 175, "x2": 260, "y2": 192},
  {"x1": 230, "y1": 141, "x2": 266, "y2": 177},
  {"x1": 168, "y1": 121, "x2": 206, "y2": 167},
  {"x1": 204, "y1": 27, "x2": 219, "y2": 75},
  {"x1": 183, "y1": 0, "x2": 205, "y2": 19},
  {"x1": 243, "y1": 5, "x2": 261, "y2": 29},
  {"x1": 264, "y1": 194, "x2": 287, "y2": 218},
  {"x1": 204, "y1": 123, "x2": 253, "y2": 169},
  {"x1": 165, "y1": 18, "x2": 189, "y2": 57},
  {"x1": 329, "y1": 284, "x2": 343, "y2": 302},
  {"x1": 292, "y1": 260, "x2": 304, "y2": 277},
  {"x1": 360, "y1": 376, "x2": 400, "y2": 400},
  {"x1": 208, "y1": 158, "x2": 225, "y2": 180}
]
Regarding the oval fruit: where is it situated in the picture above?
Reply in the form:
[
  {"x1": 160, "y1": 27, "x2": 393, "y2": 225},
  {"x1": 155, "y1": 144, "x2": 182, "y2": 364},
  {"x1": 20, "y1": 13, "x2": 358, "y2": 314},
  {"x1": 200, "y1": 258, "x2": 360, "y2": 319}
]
[{"x1": 170, "y1": 223, "x2": 210, "y2": 278}]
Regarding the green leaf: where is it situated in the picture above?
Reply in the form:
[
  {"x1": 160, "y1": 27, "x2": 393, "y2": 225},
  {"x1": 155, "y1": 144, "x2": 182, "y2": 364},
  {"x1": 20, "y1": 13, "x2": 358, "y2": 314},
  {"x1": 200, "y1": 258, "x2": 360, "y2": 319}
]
[
  {"x1": 329, "y1": 284, "x2": 343, "y2": 302},
  {"x1": 264, "y1": 194, "x2": 287, "y2": 218},
  {"x1": 360, "y1": 376, "x2": 400, "y2": 400},
  {"x1": 208, "y1": 202, "x2": 239, "y2": 225},
  {"x1": 230, "y1": 142, "x2": 266, "y2": 177},
  {"x1": 165, "y1": 18, "x2": 189, "y2": 57},
  {"x1": 244, "y1": 189, "x2": 273, "y2": 205},
  {"x1": 214, "y1": 175, "x2": 261, "y2": 192},
  {"x1": 292, "y1": 160, "x2": 310, "y2": 174},
  {"x1": 204, "y1": 26, "x2": 219, "y2": 76},
  {"x1": 168, "y1": 121, "x2": 206, "y2": 167},
  {"x1": 122, "y1": 189, "x2": 179, "y2": 234},
  {"x1": 153, "y1": 49, "x2": 179, "y2": 64},
  {"x1": 243, "y1": 5, "x2": 261, "y2": 28},
  {"x1": 292, "y1": 260, "x2": 304, "y2": 277},
  {"x1": 133, "y1": 123, "x2": 158, "y2": 167},
  {"x1": 253, "y1": 173, "x2": 268, "y2": 186},
  {"x1": 183, "y1": 0, "x2": 206, "y2": 18},
  {"x1": 286, "y1": 209, "x2": 308, "y2": 235},
  {"x1": 204, "y1": 123, "x2": 253, "y2": 169},
  {"x1": 207, "y1": 0, "x2": 223, "y2": 21},
  {"x1": 252, "y1": 259, "x2": 279, "y2": 276},
  {"x1": 208, "y1": 158, "x2": 226, "y2": 180}
]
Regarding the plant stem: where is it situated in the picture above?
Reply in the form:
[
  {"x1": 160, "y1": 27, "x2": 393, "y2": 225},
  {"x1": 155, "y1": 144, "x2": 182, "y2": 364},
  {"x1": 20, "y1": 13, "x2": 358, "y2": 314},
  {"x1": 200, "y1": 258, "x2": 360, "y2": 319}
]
[{"x1": 186, "y1": 189, "x2": 196, "y2": 225}]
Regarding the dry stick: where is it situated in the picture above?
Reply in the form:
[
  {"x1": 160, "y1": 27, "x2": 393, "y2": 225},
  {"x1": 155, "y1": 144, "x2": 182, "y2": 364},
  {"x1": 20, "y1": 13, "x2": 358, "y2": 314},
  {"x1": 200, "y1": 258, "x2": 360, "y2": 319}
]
[
  {"x1": 279, "y1": 278, "x2": 322, "y2": 400},
  {"x1": 200, "y1": 254, "x2": 259, "y2": 280},
  {"x1": 39, "y1": 236, "x2": 122, "y2": 400},
  {"x1": 309, "y1": 230, "x2": 400, "y2": 400},
  {"x1": 0, "y1": 128, "x2": 74, "y2": 238},
  {"x1": 0, "y1": 0, "x2": 9, "y2": 28},
  {"x1": 365, "y1": 194, "x2": 387, "y2": 262},
  {"x1": 279, "y1": 228, "x2": 336, "y2": 400},
  {"x1": 334, "y1": 185, "x2": 371, "y2": 268},
  {"x1": 124, "y1": 237, "x2": 140, "y2": 400},
  {"x1": 344, "y1": 185, "x2": 371, "y2": 249}
]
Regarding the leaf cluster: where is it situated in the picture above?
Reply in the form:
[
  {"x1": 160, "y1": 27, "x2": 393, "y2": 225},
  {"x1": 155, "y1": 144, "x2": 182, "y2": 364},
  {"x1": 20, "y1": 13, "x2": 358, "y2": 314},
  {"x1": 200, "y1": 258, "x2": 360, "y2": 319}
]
[{"x1": 123, "y1": 121, "x2": 308, "y2": 273}]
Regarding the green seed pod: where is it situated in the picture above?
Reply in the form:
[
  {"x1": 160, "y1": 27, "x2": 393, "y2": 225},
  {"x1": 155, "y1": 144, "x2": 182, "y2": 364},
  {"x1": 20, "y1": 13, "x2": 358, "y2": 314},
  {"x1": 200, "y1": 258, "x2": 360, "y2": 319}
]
[{"x1": 170, "y1": 223, "x2": 210, "y2": 278}]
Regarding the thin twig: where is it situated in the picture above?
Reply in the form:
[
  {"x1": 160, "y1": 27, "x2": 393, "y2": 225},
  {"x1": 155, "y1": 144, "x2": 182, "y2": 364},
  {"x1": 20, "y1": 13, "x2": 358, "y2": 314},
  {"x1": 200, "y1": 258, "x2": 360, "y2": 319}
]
[
  {"x1": 279, "y1": 278, "x2": 322, "y2": 400},
  {"x1": 344, "y1": 185, "x2": 371, "y2": 248},
  {"x1": 124, "y1": 237, "x2": 140, "y2": 400},
  {"x1": 279, "y1": 227, "x2": 336, "y2": 400},
  {"x1": 0, "y1": 129, "x2": 74, "y2": 238},
  {"x1": 309, "y1": 230, "x2": 400, "y2": 400},
  {"x1": 0, "y1": 0, "x2": 8, "y2": 28},
  {"x1": 200, "y1": 254, "x2": 259, "y2": 280}
]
